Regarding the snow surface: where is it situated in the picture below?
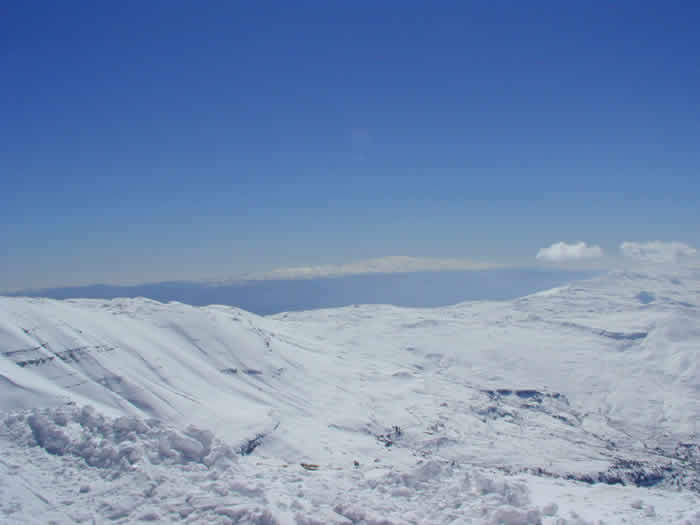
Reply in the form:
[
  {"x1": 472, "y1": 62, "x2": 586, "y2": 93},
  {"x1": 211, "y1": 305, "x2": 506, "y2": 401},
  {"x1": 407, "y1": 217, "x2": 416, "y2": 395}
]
[{"x1": 1, "y1": 265, "x2": 700, "y2": 523}]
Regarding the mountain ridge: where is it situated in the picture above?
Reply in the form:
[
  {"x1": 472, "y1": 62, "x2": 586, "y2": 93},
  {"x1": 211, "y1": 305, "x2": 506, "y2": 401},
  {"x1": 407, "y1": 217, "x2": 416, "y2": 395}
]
[{"x1": 1, "y1": 268, "x2": 699, "y2": 523}]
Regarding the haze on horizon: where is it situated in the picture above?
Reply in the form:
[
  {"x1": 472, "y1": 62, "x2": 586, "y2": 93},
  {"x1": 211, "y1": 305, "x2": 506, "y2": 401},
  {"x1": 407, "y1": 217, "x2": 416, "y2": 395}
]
[{"x1": 2, "y1": 2, "x2": 699, "y2": 292}]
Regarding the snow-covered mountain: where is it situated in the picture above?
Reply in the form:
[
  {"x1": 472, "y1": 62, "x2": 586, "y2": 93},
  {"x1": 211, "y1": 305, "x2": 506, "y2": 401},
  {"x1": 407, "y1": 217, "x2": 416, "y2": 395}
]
[{"x1": 1, "y1": 266, "x2": 699, "y2": 524}]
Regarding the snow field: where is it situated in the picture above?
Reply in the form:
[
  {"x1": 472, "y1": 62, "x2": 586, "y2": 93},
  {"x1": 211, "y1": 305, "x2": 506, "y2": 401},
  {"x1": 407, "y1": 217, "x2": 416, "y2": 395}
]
[{"x1": 1, "y1": 265, "x2": 700, "y2": 523}]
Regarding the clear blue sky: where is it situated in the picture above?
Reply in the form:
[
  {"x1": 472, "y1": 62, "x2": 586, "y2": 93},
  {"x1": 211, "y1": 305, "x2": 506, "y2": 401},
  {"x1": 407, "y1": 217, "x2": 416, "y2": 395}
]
[{"x1": 2, "y1": 1, "x2": 699, "y2": 289}]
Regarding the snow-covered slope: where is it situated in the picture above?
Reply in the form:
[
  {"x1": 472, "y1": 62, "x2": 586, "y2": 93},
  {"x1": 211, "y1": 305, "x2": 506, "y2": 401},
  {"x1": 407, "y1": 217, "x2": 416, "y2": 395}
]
[{"x1": 1, "y1": 267, "x2": 700, "y2": 524}]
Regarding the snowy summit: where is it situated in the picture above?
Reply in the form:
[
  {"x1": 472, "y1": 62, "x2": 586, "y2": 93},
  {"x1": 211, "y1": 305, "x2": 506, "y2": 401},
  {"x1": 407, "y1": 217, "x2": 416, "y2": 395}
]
[{"x1": 2, "y1": 264, "x2": 700, "y2": 524}]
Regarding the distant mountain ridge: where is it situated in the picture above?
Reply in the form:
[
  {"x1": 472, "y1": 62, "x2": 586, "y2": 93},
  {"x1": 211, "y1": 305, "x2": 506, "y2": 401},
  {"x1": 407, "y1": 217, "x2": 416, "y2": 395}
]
[{"x1": 5, "y1": 267, "x2": 596, "y2": 315}]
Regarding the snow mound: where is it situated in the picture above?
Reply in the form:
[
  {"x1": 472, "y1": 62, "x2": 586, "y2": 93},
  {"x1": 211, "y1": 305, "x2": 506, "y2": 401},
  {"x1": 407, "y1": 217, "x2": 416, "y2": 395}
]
[{"x1": 5, "y1": 405, "x2": 236, "y2": 471}]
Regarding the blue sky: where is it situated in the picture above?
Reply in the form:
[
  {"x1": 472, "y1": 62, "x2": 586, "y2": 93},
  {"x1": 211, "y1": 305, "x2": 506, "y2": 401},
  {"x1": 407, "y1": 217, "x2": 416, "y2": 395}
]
[{"x1": 2, "y1": 1, "x2": 699, "y2": 289}]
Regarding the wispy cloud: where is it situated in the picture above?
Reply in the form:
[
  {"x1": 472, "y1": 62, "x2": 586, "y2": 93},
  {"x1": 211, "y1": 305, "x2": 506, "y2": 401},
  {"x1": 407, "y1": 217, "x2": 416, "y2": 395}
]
[
  {"x1": 620, "y1": 241, "x2": 697, "y2": 263},
  {"x1": 224, "y1": 256, "x2": 501, "y2": 282},
  {"x1": 536, "y1": 242, "x2": 604, "y2": 263}
]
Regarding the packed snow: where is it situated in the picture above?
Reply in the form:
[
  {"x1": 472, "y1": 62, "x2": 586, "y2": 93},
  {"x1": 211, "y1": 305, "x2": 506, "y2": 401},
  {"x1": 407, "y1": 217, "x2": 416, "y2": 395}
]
[{"x1": 1, "y1": 264, "x2": 700, "y2": 523}]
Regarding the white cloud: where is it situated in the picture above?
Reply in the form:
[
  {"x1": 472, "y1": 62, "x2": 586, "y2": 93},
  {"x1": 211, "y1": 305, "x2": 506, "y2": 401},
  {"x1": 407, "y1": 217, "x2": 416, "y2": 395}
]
[
  {"x1": 219, "y1": 256, "x2": 502, "y2": 282},
  {"x1": 620, "y1": 241, "x2": 697, "y2": 263},
  {"x1": 536, "y1": 242, "x2": 604, "y2": 262}
]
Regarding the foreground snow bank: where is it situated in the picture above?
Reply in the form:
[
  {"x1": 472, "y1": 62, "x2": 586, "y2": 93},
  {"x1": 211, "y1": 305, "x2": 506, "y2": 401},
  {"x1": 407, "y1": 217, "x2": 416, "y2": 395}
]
[
  {"x1": 0, "y1": 405, "x2": 622, "y2": 524},
  {"x1": 0, "y1": 406, "x2": 276, "y2": 524},
  {"x1": 11, "y1": 404, "x2": 234, "y2": 470},
  {"x1": 3, "y1": 407, "x2": 699, "y2": 524}
]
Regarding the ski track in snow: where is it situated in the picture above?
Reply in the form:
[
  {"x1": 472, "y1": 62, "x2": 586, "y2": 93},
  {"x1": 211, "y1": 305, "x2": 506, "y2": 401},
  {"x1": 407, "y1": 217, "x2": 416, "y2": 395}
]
[{"x1": 1, "y1": 266, "x2": 700, "y2": 523}]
